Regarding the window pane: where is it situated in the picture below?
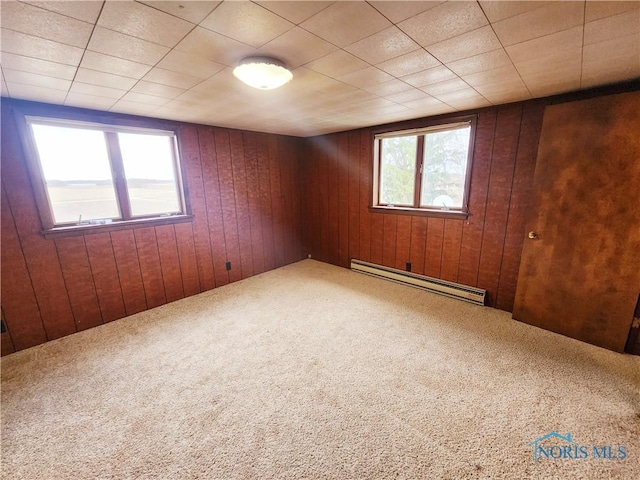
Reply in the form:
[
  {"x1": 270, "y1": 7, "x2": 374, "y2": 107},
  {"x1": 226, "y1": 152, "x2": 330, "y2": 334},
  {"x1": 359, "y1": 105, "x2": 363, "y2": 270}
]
[
  {"x1": 31, "y1": 124, "x2": 120, "y2": 224},
  {"x1": 420, "y1": 126, "x2": 471, "y2": 209},
  {"x1": 379, "y1": 135, "x2": 417, "y2": 205},
  {"x1": 118, "y1": 133, "x2": 181, "y2": 217}
]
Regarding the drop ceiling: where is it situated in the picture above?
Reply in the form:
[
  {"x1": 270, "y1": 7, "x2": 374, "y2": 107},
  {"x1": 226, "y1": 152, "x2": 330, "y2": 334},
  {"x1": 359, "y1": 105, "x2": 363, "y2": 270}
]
[{"x1": 1, "y1": 1, "x2": 638, "y2": 137}]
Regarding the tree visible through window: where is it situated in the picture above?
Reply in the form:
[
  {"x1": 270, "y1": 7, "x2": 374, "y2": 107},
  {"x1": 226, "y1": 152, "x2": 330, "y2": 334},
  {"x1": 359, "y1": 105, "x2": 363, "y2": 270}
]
[
  {"x1": 374, "y1": 119, "x2": 474, "y2": 214},
  {"x1": 26, "y1": 116, "x2": 185, "y2": 230}
]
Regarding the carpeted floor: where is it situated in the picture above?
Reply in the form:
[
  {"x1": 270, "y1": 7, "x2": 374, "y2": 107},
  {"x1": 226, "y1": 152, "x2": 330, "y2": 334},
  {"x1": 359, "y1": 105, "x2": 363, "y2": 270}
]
[{"x1": 1, "y1": 259, "x2": 639, "y2": 479}]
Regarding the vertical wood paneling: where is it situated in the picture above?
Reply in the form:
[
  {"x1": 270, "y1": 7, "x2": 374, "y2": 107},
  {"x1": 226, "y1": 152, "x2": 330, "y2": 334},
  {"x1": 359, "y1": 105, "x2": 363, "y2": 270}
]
[
  {"x1": 110, "y1": 230, "x2": 147, "y2": 316},
  {"x1": 496, "y1": 102, "x2": 545, "y2": 311},
  {"x1": 179, "y1": 125, "x2": 215, "y2": 291},
  {"x1": 134, "y1": 227, "x2": 166, "y2": 309},
  {"x1": 382, "y1": 214, "x2": 397, "y2": 266},
  {"x1": 348, "y1": 131, "x2": 360, "y2": 264},
  {"x1": 198, "y1": 127, "x2": 229, "y2": 287},
  {"x1": 174, "y1": 222, "x2": 201, "y2": 297},
  {"x1": 458, "y1": 109, "x2": 497, "y2": 287},
  {"x1": 409, "y1": 217, "x2": 427, "y2": 275},
  {"x1": 55, "y1": 237, "x2": 103, "y2": 331},
  {"x1": 325, "y1": 135, "x2": 338, "y2": 265},
  {"x1": 301, "y1": 103, "x2": 546, "y2": 311},
  {"x1": 243, "y1": 132, "x2": 266, "y2": 274},
  {"x1": 358, "y1": 129, "x2": 372, "y2": 263},
  {"x1": 440, "y1": 219, "x2": 464, "y2": 282},
  {"x1": 85, "y1": 233, "x2": 126, "y2": 323},
  {"x1": 425, "y1": 218, "x2": 444, "y2": 277},
  {"x1": 477, "y1": 104, "x2": 522, "y2": 307},
  {"x1": 2, "y1": 101, "x2": 305, "y2": 355},
  {"x1": 1, "y1": 104, "x2": 76, "y2": 340},
  {"x1": 155, "y1": 225, "x2": 185, "y2": 303},
  {"x1": 267, "y1": 136, "x2": 285, "y2": 268},
  {"x1": 370, "y1": 213, "x2": 384, "y2": 265},
  {"x1": 395, "y1": 216, "x2": 412, "y2": 271},
  {"x1": 256, "y1": 133, "x2": 276, "y2": 271},
  {"x1": 1, "y1": 187, "x2": 47, "y2": 349},
  {"x1": 337, "y1": 133, "x2": 350, "y2": 267},
  {"x1": 229, "y1": 130, "x2": 254, "y2": 278}
]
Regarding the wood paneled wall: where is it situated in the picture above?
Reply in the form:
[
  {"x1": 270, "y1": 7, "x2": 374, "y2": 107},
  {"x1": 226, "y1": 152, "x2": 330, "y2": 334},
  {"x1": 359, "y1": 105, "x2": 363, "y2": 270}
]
[
  {"x1": 0, "y1": 102, "x2": 305, "y2": 354},
  {"x1": 302, "y1": 101, "x2": 546, "y2": 312}
]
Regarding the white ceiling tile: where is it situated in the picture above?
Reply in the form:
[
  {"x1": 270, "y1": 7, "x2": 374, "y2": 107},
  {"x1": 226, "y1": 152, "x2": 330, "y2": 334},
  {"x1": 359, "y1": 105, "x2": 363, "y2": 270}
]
[
  {"x1": 142, "y1": 68, "x2": 204, "y2": 90},
  {"x1": 0, "y1": 52, "x2": 77, "y2": 80},
  {"x1": 368, "y1": 1, "x2": 444, "y2": 24},
  {"x1": 433, "y1": 87, "x2": 482, "y2": 103},
  {"x1": 260, "y1": 27, "x2": 337, "y2": 69},
  {"x1": 300, "y1": 2, "x2": 391, "y2": 48},
  {"x1": 0, "y1": 28, "x2": 84, "y2": 65},
  {"x1": 255, "y1": 1, "x2": 334, "y2": 24},
  {"x1": 80, "y1": 51, "x2": 152, "y2": 79},
  {"x1": 474, "y1": 78, "x2": 530, "y2": 98},
  {"x1": 88, "y1": 27, "x2": 170, "y2": 65},
  {"x1": 446, "y1": 49, "x2": 512, "y2": 76},
  {"x1": 527, "y1": 78, "x2": 582, "y2": 98},
  {"x1": 305, "y1": 50, "x2": 369, "y2": 78},
  {"x1": 384, "y1": 88, "x2": 432, "y2": 104},
  {"x1": 445, "y1": 95, "x2": 492, "y2": 111},
  {"x1": 1, "y1": 1, "x2": 93, "y2": 48},
  {"x1": 20, "y1": 1, "x2": 103, "y2": 23},
  {"x1": 402, "y1": 66, "x2": 458, "y2": 88},
  {"x1": 6, "y1": 82, "x2": 68, "y2": 102},
  {"x1": 65, "y1": 92, "x2": 118, "y2": 110},
  {"x1": 98, "y1": 1, "x2": 194, "y2": 48},
  {"x1": 0, "y1": 71, "x2": 8, "y2": 97},
  {"x1": 131, "y1": 81, "x2": 185, "y2": 99},
  {"x1": 399, "y1": 1, "x2": 488, "y2": 47},
  {"x1": 492, "y1": 2, "x2": 585, "y2": 47},
  {"x1": 75, "y1": 68, "x2": 139, "y2": 90},
  {"x1": 505, "y1": 27, "x2": 583, "y2": 63},
  {"x1": 200, "y1": 2, "x2": 294, "y2": 48},
  {"x1": 337, "y1": 66, "x2": 394, "y2": 89},
  {"x1": 138, "y1": 1, "x2": 222, "y2": 24},
  {"x1": 462, "y1": 65, "x2": 522, "y2": 88},
  {"x1": 514, "y1": 49, "x2": 582, "y2": 80},
  {"x1": 479, "y1": 1, "x2": 551, "y2": 23},
  {"x1": 345, "y1": 26, "x2": 421, "y2": 65},
  {"x1": 427, "y1": 26, "x2": 502, "y2": 64},
  {"x1": 111, "y1": 100, "x2": 160, "y2": 115},
  {"x1": 585, "y1": 0, "x2": 639, "y2": 22},
  {"x1": 3, "y1": 69, "x2": 71, "y2": 91},
  {"x1": 377, "y1": 50, "x2": 441, "y2": 77},
  {"x1": 582, "y1": 33, "x2": 640, "y2": 87},
  {"x1": 156, "y1": 50, "x2": 225, "y2": 80},
  {"x1": 362, "y1": 79, "x2": 414, "y2": 96},
  {"x1": 403, "y1": 96, "x2": 450, "y2": 115},
  {"x1": 421, "y1": 78, "x2": 470, "y2": 96},
  {"x1": 70, "y1": 82, "x2": 127, "y2": 100},
  {"x1": 121, "y1": 91, "x2": 170, "y2": 107},
  {"x1": 174, "y1": 27, "x2": 256, "y2": 67},
  {"x1": 584, "y1": 9, "x2": 640, "y2": 45}
]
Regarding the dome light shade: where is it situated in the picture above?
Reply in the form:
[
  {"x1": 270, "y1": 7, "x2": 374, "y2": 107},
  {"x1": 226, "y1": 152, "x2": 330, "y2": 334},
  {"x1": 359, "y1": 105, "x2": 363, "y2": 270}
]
[{"x1": 233, "y1": 57, "x2": 293, "y2": 90}]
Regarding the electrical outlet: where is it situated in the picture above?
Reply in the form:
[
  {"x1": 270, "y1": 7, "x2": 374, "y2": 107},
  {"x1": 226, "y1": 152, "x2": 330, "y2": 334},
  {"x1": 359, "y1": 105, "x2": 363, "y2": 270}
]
[
  {"x1": 406, "y1": 262, "x2": 412, "y2": 272},
  {"x1": 225, "y1": 261, "x2": 231, "y2": 271}
]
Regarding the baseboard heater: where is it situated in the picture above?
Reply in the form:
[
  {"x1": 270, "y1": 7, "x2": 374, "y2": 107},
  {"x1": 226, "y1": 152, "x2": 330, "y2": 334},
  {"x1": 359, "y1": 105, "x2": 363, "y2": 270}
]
[{"x1": 350, "y1": 260, "x2": 486, "y2": 306}]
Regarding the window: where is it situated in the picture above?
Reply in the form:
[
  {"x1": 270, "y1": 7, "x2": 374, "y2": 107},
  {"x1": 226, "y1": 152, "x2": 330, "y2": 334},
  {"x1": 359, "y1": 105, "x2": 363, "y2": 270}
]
[
  {"x1": 373, "y1": 117, "x2": 475, "y2": 217},
  {"x1": 22, "y1": 115, "x2": 188, "y2": 234}
]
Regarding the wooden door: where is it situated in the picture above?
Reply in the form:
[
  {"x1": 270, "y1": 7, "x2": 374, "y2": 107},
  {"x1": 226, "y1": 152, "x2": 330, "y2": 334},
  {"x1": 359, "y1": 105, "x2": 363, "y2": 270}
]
[{"x1": 512, "y1": 91, "x2": 640, "y2": 352}]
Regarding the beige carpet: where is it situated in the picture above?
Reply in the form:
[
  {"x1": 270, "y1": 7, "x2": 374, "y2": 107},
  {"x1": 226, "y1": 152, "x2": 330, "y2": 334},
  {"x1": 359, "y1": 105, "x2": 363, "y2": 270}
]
[{"x1": 1, "y1": 259, "x2": 639, "y2": 479}]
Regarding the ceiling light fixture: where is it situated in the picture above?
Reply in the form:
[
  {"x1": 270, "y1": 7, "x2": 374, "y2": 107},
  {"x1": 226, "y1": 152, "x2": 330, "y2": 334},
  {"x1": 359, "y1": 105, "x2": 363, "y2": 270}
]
[{"x1": 233, "y1": 56, "x2": 293, "y2": 90}]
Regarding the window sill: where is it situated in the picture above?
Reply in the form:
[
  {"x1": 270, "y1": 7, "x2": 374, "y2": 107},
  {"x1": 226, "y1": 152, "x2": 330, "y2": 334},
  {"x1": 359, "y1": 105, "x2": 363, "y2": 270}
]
[
  {"x1": 41, "y1": 214, "x2": 193, "y2": 239},
  {"x1": 369, "y1": 206, "x2": 469, "y2": 219}
]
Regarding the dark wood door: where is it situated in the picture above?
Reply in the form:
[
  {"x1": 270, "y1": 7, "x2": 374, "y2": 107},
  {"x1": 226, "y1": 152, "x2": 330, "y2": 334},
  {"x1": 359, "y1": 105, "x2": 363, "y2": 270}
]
[{"x1": 512, "y1": 91, "x2": 640, "y2": 352}]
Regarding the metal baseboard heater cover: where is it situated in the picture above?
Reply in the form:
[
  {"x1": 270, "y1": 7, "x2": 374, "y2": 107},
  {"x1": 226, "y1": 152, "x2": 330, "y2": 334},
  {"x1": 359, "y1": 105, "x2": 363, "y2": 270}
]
[{"x1": 351, "y1": 260, "x2": 486, "y2": 306}]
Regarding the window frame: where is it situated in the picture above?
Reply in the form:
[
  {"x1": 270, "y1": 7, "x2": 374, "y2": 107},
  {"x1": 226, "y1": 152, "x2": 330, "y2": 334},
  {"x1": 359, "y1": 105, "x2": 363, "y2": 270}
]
[
  {"x1": 12, "y1": 101, "x2": 192, "y2": 238},
  {"x1": 371, "y1": 114, "x2": 477, "y2": 219}
]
